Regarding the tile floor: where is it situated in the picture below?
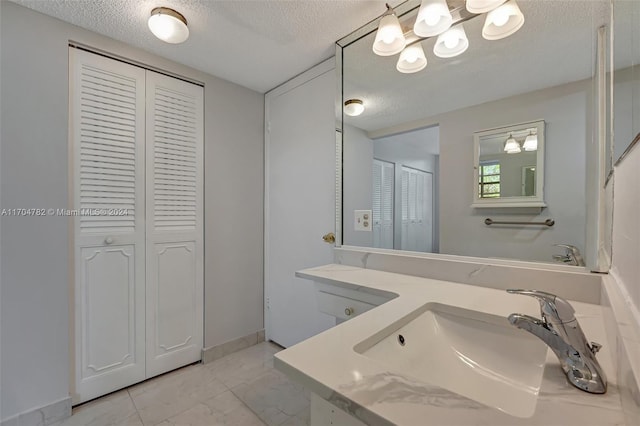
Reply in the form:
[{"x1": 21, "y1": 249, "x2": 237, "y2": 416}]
[{"x1": 52, "y1": 343, "x2": 310, "y2": 426}]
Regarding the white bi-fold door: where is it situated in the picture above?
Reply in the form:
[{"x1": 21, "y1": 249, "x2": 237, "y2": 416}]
[{"x1": 70, "y1": 48, "x2": 203, "y2": 403}]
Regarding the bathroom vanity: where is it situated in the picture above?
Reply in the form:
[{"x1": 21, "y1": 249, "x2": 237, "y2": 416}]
[{"x1": 274, "y1": 262, "x2": 635, "y2": 426}]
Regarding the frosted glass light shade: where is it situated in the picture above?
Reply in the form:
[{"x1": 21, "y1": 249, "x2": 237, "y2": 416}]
[
  {"x1": 523, "y1": 133, "x2": 538, "y2": 151},
  {"x1": 482, "y1": 0, "x2": 525, "y2": 40},
  {"x1": 373, "y1": 13, "x2": 406, "y2": 56},
  {"x1": 344, "y1": 99, "x2": 365, "y2": 116},
  {"x1": 466, "y1": 0, "x2": 507, "y2": 14},
  {"x1": 148, "y1": 7, "x2": 189, "y2": 44},
  {"x1": 414, "y1": 0, "x2": 453, "y2": 37},
  {"x1": 396, "y1": 43, "x2": 427, "y2": 73},
  {"x1": 434, "y1": 24, "x2": 469, "y2": 58},
  {"x1": 504, "y1": 134, "x2": 521, "y2": 153}
]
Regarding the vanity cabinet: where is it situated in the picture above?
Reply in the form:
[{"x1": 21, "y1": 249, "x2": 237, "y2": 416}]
[{"x1": 314, "y1": 281, "x2": 391, "y2": 322}]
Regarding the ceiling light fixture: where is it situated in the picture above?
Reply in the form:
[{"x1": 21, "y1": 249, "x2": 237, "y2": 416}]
[
  {"x1": 433, "y1": 24, "x2": 469, "y2": 58},
  {"x1": 466, "y1": 0, "x2": 507, "y2": 14},
  {"x1": 148, "y1": 7, "x2": 189, "y2": 44},
  {"x1": 371, "y1": 0, "x2": 524, "y2": 74},
  {"x1": 372, "y1": 4, "x2": 407, "y2": 56},
  {"x1": 503, "y1": 133, "x2": 521, "y2": 153},
  {"x1": 344, "y1": 99, "x2": 365, "y2": 117},
  {"x1": 482, "y1": 0, "x2": 525, "y2": 41},
  {"x1": 397, "y1": 42, "x2": 428, "y2": 73},
  {"x1": 523, "y1": 130, "x2": 538, "y2": 151},
  {"x1": 414, "y1": 0, "x2": 453, "y2": 37}
]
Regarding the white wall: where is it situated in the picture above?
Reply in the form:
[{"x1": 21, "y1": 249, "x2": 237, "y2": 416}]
[
  {"x1": 0, "y1": 2, "x2": 264, "y2": 421},
  {"x1": 343, "y1": 124, "x2": 373, "y2": 247},
  {"x1": 426, "y1": 79, "x2": 590, "y2": 262},
  {"x1": 611, "y1": 135, "x2": 640, "y2": 320}
]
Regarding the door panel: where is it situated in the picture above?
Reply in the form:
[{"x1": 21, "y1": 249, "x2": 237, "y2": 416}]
[
  {"x1": 80, "y1": 246, "x2": 137, "y2": 377},
  {"x1": 71, "y1": 48, "x2": 146, "y2": 403},
  {"x1": 265, "y1": 61, "x2": 336, "y2": 348},
  {"x1": 145, "y1": 70, "x2": 203, "y2": 378}
]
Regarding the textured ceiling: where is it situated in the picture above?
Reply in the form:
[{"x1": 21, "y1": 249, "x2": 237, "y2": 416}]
[
  {"x1": 343, "y1": 0, "x2": 613, "y2": 133},
  {"x1": 9, "y1": 0, "x2": 401, "y2": 93}
]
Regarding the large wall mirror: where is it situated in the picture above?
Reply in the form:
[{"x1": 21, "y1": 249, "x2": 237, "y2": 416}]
[{"x1": 338, "y1": 0, "x2": 612, "y2": 266}]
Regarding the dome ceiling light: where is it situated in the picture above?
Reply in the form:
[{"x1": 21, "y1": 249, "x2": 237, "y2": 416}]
[
  {"x1": 344, "y1": 99, "x2": 365, "y2": 117},
  {"x1": 148, "y1": 7, "x2": 189, "y2": 44}
]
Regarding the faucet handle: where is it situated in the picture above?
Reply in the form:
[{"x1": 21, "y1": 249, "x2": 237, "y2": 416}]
[{"x1": 507, "y1": 289, "x2": 576, "y2": 323}]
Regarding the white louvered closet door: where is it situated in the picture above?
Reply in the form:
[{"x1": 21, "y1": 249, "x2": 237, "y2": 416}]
[
  {"x1": 145, "y1": 71, "x2": 203, "y2": 378},
  {"x1": 71, "y1": 49, "x2": 146, "y2": 403},
  {"x1": 372, "y1": 159, "x2": 394, "y2": 249}
]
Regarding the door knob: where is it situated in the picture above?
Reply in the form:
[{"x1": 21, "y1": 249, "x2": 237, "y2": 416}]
[
  {"x1": 104, "y1": 236, "x2": 114, "y2": 245},
  {"x1": 322, "y1": 232, "x2": 335, "y2": 244}
]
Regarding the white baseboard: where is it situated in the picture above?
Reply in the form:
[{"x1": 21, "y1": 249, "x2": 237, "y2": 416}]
[
  {"x1": 1, "y1": 397, "x2": 71, "y2": 426},
  {"x1": 202, "y1": 329, "x2": 265, "y2": 364}
]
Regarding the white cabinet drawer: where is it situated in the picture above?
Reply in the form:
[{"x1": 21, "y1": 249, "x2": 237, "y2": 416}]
[{"x1": 316, "y1": 291, "x2": 376, "y2": 321}]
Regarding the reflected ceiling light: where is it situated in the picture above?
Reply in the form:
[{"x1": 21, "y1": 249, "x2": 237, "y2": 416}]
[
  {"x1": 433, "y1": 24, "x2": 469, "y2": 58},
  {"x1": 373, "y1": 4, "x2": 406, "y2": 56},
  {"x1": 344, "y1": 99, "x2": 365, "y2": 116},
  {"x1": 482, "y1": 0, "x2": 525, "y2": 40},
  {"x1": 397, "y1": 43, "x2": 428, "y2": 73},
  {"x1": 504, "y1": 133, "x2": 521, "y2": 153},
  {"x1": 148, "y1": 7, "x2": 189, "y2": 44},
  {"x1": 466, "y1": 0, "x2": 507, "y2": 14},
  {"x1": 523, "y1": 130, "x2": 538, "y2": 151},
  {"x1": 414, "y1": 0, "x2": 453, "y2": 37}
]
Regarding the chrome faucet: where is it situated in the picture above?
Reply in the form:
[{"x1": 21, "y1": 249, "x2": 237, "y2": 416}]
[
  {"x1": 507, "y1": 289, "x2": 607, "y2": 394},
  {"x1": 552, "y1": 244, "x2": 585, "y2": 266}
]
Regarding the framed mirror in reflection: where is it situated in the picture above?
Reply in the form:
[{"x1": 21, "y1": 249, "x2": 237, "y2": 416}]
[
  {"x1": 473, "y1": 120, "x2": 545, "y2": 208},
  {"x1": 338, "y1": 0, "x2": 611, "y2": 265}
]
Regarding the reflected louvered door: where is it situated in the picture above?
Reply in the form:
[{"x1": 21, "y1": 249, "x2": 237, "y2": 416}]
[
  {"x1": 71, "y1": 48, "x2": 146, "y2": 403},
  {"x1": 145, "y1": 70, "x2": 203, "y2": 378}
]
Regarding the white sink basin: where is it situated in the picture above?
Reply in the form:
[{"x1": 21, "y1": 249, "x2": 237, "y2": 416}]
[{"x1": 354, "y1": 303, "x2": 547, "y2": 418}]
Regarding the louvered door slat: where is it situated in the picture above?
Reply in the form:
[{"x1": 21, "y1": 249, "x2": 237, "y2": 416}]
[
  {"x1": 77, "y1": 59, "x2": 141, "y2": 234},
  {"x1": 150, "y1": 85, "x2": 199, "y2": 231}
]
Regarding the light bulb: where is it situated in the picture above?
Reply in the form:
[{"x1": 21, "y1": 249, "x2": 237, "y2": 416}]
[
  {"x1": 482, "y1": 0, "x2": 524, "y2": 40},
  {"x1": 424, "y1": 9, "x2": 441, "y2": 26},
  {"x1": 433, "y1": 24, "x2": 469, "y2": 58},
  {"x1": 443, "y1": 32, "x2": 459, "y2": 48},
  {"x1": 397, "y1": 44, "x2": 427, "y2": 73},
  {"x1": 414, "y1": 0, "x2": 452, "y2": 37},
  {"x1": 405, "y1": 50, "x2": 418, "y2": 63},
  {"x1": 492, "y1": 9, "x2": 510, "y2": 27}
]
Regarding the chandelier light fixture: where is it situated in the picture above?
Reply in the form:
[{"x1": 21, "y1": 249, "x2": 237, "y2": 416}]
[
  {"x1": 148, "y1": 7, "x2": 189, "y2": 44},
  {"x1": 372, "y1": 0, "x2": 524, "y2": 73}
]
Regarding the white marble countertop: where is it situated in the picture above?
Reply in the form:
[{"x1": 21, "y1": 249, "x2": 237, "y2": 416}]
[{"x1": 274, "y1": 264, "x2": 625, "y2": 426}]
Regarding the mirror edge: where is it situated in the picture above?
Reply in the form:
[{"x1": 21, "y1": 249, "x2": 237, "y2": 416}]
[{"x1": 336, "y1": 41, "x2": 343, "y2": 247}]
